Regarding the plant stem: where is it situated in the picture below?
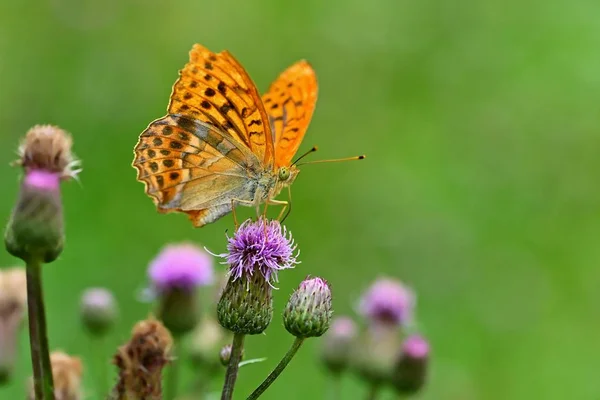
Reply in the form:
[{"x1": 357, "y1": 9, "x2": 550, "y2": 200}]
[
  {"x1": 246, "y1": 337, "x2": 305, "y2": 400},
  {"x1": 221, "y1": 333, "x2": 245, "y2": 400},
  {"x1": 366, "y1": 384, "x2": 380, "y2": 400},
  {"x1": 93, "y1": 336, "x2": 107, "y2": 398},
  {"x1": 165, "y1": 336, "x2": 181, "y2": 400},
  {"x1": 26, "y1": 258, "x2": 54, "y2": 400},
  {"x1": 329, "y1": 373, "x2": 341, "y2": 400}
]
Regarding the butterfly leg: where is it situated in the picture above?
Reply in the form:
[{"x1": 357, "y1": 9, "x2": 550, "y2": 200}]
[
  {"x1": 280, "y1": 186, "x2": 293, "y2": 223},
  {"x1": 231, "y1": 198, "x2": 255, "y2": 230}
]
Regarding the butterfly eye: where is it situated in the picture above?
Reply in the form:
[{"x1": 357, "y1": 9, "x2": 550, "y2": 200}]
[{"x1": 278, "y1": 167, "x2": 290, "y2": 181}]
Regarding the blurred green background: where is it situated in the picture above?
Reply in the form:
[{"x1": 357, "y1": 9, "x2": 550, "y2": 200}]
[{"x1": 1, "y1": 0, "x2": 599, "y2": 398}]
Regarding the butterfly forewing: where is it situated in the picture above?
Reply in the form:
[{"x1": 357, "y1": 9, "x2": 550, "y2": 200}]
[
  {"x1": 262, "y1": 60, "x2": 318, "y2": 167},
  {"x1": 169, "y1": 44, "x2": 274, "y2": 167}
]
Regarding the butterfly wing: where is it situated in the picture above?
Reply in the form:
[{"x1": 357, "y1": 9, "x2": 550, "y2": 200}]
[
  {"x1": 262, "y1": 61, "x2": 318, "y2": 168},
  {"x1": 169, "y1": 44, "x2": 275, "y2": 167},
  {"x1": 133, "y1": 115, "x2": 262, "y2": 227}
]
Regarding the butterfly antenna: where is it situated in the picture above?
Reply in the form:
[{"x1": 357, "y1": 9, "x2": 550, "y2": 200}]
[
  {"x1": 291, "y1": 146, "x2": 319, "y2": 166},
  {"x1": 297, "y1": 155, "x2": 365, "y2": 166}
]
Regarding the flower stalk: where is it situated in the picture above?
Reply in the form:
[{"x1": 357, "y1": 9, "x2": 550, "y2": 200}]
[
  {"x1": 26, "y1": 258, "x2": 54, "y2": 400},
  {"x1": 246, "y1": 337, "x2": 304, "y2": 400},
  {"x1": 220, "y1": 332, "x2": 245, "y2": 400}
]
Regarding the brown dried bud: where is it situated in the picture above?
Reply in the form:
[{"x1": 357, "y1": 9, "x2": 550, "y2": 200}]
[
  {"x1": 27, "y1": 351, "x2": 83, "y2": 400},
  {"x1": 110, "y1": 318, "x2": 173, "y2": 400},
  {"x1": 0, "y1": 267, "x2": 27, "y2": 384},
  {"x1": 17, "y1": 125, "x2": 79, "y2": 178}
]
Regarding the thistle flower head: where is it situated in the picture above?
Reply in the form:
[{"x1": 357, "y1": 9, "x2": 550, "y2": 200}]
[
  {"x1": 321, "y1": 316, "x2": 357, "y2": 375},
  {"x1": 149, "y1": 243, "x2": 214, "y2": 293},
  {"x1": 111, "y1": 318, "x2": 173, "y2": 400},
  {"x1": 392, "y1": 335, "x2": 429, "y2": 395},
  {"x1": 359, "y1": 278, "x2": 415, "y2": 327},
  {"x1": 283, "y1": 276, "x2": 332, "y2": 338},
  {"x1": 17, "y1": 125, "x2": 79, "y2": 178},
  {"x1": 0, "y1": 267, "x2": 27, "y2": 383},
  {"x1": 80, "y1": 287, "x2": 117, "y2": 336},
  {"x1": 5, "y1": 125, "x2": 79, "y2": 263},
  {"x1": 28, "y1": 351, "x2": 83, "y2": 400},
  {"x1": 220, "y1": 218, "x2": 298, "y2": 285}
]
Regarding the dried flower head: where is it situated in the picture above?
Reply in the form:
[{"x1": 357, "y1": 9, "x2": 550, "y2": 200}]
[
  {"x1": 0, "y1": 267, "x2": 27, "y2": 383},
  {"x1": 359, "y1": 278, "x2": 415, "y2": 327},
  {"x1": 17, "y1": 125, "x2": 79, "y2": 178},
  {"x1": 321, "y1": 316, "x2": 357, "y2": 375},
  {"x1": 28, "y1": 351, "x2": 83, "y2": 400},
  {"x1": 392, "y1": 335, "x2": 429, "y2": 395},
  {"x1": 283, "y1": 277, "x2": 332, "y2": 338},
  {"x1": 111, "y1": 318, "x2": 173, "y2": 400},
  {"x1": 80, "y1": 287, "x2": 118, "y2": 336},
  {"x1": 218, "y1": 218, "x2": 298, "y2": 285},
  {"x1": 149, "y1": 243, "x2": 214, "y2": 293}
]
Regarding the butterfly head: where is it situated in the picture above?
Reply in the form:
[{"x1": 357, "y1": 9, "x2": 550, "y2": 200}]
[{"x1": 277, "y1": 165, "x2": 299, "y2": 186}]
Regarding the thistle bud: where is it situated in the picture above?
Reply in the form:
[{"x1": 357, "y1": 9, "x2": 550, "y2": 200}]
[
  {"x1": 219, "y1": 344, "x2": 233, "y2": 366},
  {"x1": 353, "y1": 324, "x2": 401, "y2": 386},
  {"x1": 283, "y1": 277, "x2": 332, "y2": 338},
  {"x1": 27, "y1": 351, "x2": 83, "y2": 400},
  {"x1": 320, "y1": 316, "x2": 357, "y2": 375},
  {"x1": 80, "y1": 288, "x2": 117, "y2": 336},
  {"x1": 110, "y1": 318, "x2": 173, "y2": 400},
  {"x1": 216, "y1": 219, "x2": 298, "y2": 335},
  {"x1": 5, "y1": 125, "x2": 79, "y2": 263},
  {"x1": 188, "y1": 317, "x2": 229, "y2": 373},
  {"x1": 0, "y1": 268, "x2": 27, "y2": 383},
  {"x1": 149, "y1": 243, "x2": 214, "y2": 336},
  {"x1": 392, "y1": 335, "x2": 429, "y2": 395}
]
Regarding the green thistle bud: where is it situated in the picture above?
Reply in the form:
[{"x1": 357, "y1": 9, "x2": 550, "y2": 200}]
[
  {"x1": 321, "y1": 316, "x2": 357, "y2": 375},
  {"x1": 283, "y1": 277, "x2": 332, "y2": 338},
  {"x1": 353, "y1": 324, "x2": 401, "y2": 386},
  {"x1": 80, "y1": 288, "x2": 117, "y2": 337},
  {"x1": 217, "y1": 273, "x2": 272, "y2": 335},
  {"x1": 4, "y1": 125, "x2": 79, "y2": 264}
]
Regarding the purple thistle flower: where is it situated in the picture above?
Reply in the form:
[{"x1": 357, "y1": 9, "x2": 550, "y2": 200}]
[
  {"x1": 149, "y1": 243, "x2": 214, "y2": 293},
  {"x1": 359, "y1": 278, "x2": 415, "y2": 327},
  {"x1": 218, "y1": 219, "x2": 299, "y2": 285}
]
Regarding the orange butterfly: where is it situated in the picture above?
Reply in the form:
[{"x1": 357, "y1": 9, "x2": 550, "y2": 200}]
[{"x1": 133, "y1": 44, "x2": 361, "y2": 227}]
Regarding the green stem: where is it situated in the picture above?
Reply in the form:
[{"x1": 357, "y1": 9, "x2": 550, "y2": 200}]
[
  {"x1": 26, "y1": 259, "x2": 54, "y2": 400},
  {"x1": 366, "y1": 384, "x2": 380, "y2": 400},
  {"x1": 329, "y1": 373, "x2": 341, "y2": 400},
  {"x1": 246, "y1": 337, "x2": 305, "y2": 400},
  {"x1": 93, "y1": 336, "x2": 107, "y2": 398},
  {"x1": 165, "y1": 336, "x2": 181, "y2": 400},
  {"x1": 221, "y1": 333, "x2": 245, "y2": 400}
]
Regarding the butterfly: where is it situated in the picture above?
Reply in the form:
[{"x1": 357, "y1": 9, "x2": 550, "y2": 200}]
[{"x1": 133, "y1": 44, "x2": 362, "y2": 227}]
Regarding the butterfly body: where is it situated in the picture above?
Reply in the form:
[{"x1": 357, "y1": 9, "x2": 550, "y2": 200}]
[{"x1": 133, "y1": 44, "x2": 316, "y2": 227}]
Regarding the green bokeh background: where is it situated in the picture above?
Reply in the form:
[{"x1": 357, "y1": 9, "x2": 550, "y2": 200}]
[{"x1": 1, "y1": 0, "x2": 599, "y2": 399}]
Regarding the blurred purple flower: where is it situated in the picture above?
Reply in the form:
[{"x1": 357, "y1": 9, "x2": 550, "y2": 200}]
[
  {"x1": 359, "y1": 278, "x2": 415, "y2": 326},
  {"x1": 402, "y1": 335, "x2": 429, "y2": 359},
  {"x1": 218, "y1": 218, "x2": 298, "y2": 285},
  {"x1": 149, "y1": 243, "x2": 214, "y2": 292},
  {"x1": 329, "y1": 316, "x2": 357, "y2": 339}
]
